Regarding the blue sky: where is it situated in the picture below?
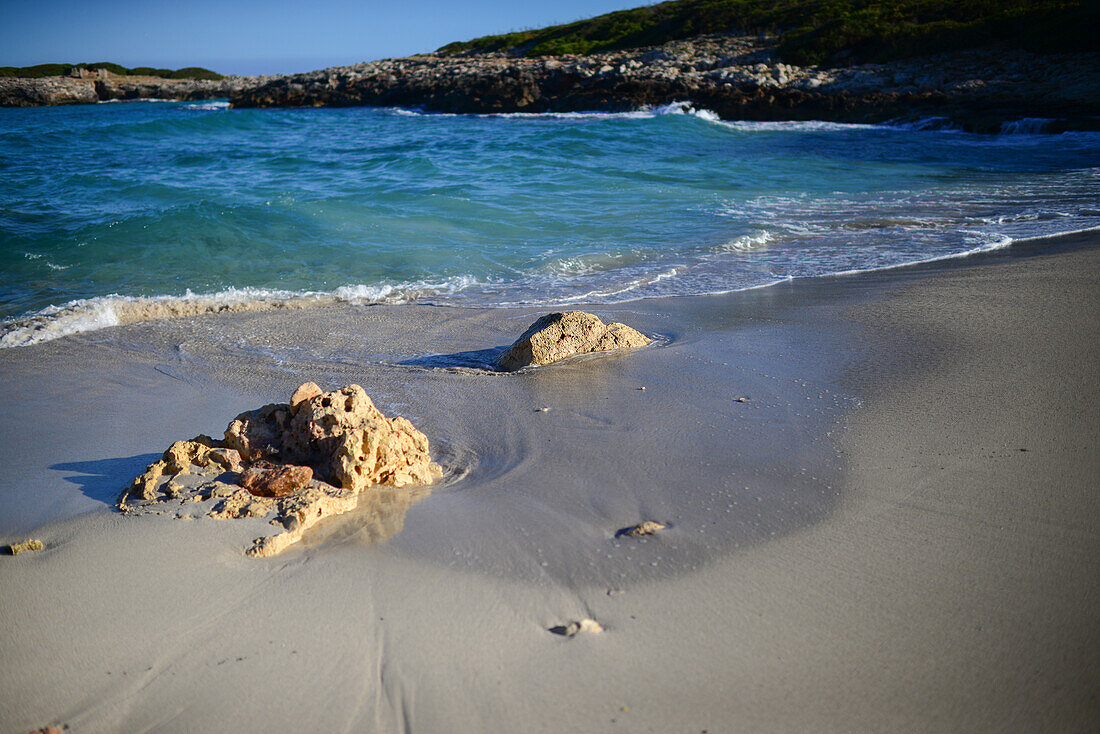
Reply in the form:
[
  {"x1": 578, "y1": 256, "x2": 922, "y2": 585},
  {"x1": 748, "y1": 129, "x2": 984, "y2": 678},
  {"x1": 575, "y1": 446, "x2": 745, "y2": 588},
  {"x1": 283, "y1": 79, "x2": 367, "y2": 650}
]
[{"x1": 1, "y1": 0, "x2": 650, "y2": 75}]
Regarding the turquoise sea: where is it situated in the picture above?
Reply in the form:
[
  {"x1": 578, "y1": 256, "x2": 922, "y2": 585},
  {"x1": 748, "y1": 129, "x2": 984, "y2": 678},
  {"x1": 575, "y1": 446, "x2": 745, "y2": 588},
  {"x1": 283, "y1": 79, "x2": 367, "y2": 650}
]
[{"x1": 2, "y1": 99, "x2": 1098, "y2": 346}]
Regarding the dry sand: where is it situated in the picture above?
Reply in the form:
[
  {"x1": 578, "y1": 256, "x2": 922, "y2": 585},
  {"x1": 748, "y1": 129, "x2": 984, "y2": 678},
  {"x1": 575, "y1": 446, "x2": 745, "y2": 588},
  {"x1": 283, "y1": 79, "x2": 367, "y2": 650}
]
[{"x1": 0, "y1": 232, "x2": 1096, "y2": 732}]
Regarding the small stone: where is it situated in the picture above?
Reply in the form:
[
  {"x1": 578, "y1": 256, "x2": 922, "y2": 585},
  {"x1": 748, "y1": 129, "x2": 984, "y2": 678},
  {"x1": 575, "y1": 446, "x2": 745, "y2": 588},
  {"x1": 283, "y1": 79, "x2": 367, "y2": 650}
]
[
  {"x1": 733, "y1": 396, "x2": 750, "y2": 403},
  {"x1": 638, "y1": 386, "x2": 646, "y2": 391},
  {"x1": 290, "y1": 382, "x2": 323, "y2": 414},
  {"x1": 535, "y1": 406, "x2": 550, "y2": 412},
  {"x1": 550, "y1": 618, "x2": 603, "y2": 636},
  {"x1": 239, "y1": 464, "x2": 313, "y2": 498},
  {"x1": 618, "y1": 521, "x2": 665, "y2": 537},
  {"x1": 6, "y1": 538, "x2": 44, "y2": 555}
]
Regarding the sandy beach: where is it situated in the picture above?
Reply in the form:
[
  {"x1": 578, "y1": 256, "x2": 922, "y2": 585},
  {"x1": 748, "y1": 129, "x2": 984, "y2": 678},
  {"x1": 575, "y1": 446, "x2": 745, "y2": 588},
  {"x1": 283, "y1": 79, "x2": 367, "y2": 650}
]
[{"x1": 1, "y1": 231, "x2": 1097, "y2": 733}]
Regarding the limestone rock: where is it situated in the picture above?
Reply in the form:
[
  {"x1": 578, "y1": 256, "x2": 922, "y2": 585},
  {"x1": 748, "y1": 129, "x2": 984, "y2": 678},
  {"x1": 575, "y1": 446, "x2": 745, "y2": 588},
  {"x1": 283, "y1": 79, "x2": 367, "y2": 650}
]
[
  {"x1": 247, "y1": 484, "x2": 360, "y2": 557},
  {"x1": 224, "y1": 403, "x2": 291, "y2": 461},
  {"x1": 619, "y1": 520, "x2": 665, "y2": 537},
  {"x1": 205, "y1": 447, "x2": 244, "y2": 472},
  {"x1": 6, "y1": 539, "x2": 44, "y2": 555},
  {"x1": 163, "y1": 436, "x2": 217, "y2": 474},
  {"x1": 290, "y1": 381, "x2": 323, "y2": 414},
  {"x1": 208, "y1": 489, "x2": 276, "y2": 519},
  {"x1": 284, "y1": 384, "x2": 441, "y2": 492},
  {"x1": 239, "y1": 464, "x2": 313, "y2": 498},
  {"x1": 121, "y1": 382, "x2": 440, "y2": 556},
  {"x1": 497, "y1": 311, "x2": 650, "y2": 371}
]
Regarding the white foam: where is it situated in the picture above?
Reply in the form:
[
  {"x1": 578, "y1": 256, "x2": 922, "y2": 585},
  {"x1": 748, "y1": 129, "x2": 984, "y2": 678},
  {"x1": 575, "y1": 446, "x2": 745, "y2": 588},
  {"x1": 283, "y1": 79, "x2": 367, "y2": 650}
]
[
  {"x1": 386, "y1": 100, "x2": 722, "y2": 122},
  {"x1": 716, "y1": 230, "x2": 773, "y2": 252},
  {"x1": 0, "y1": 276, "x2": 483, "y2": 348},
  {"x1": 826, "y1": 233, "x2": 1015, "y2": 277},
  {"x1": 181, "y1": 100, "x2": 231, "y2": 111},
  {"x1": 716, "y1": 119, "x2": 884, "y2": 132}
]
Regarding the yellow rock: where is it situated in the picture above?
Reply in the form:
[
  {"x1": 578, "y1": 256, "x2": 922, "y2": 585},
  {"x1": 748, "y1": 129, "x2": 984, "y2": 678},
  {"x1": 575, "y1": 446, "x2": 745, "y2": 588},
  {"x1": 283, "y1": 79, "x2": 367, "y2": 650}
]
[{"x1": 497, "y1": 311, "x2": 649, "y2": 371}]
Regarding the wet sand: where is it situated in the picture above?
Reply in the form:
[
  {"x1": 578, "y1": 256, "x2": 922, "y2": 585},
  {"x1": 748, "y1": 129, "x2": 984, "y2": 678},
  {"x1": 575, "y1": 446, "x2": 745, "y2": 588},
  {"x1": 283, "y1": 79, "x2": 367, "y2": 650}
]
[{"x1": 0, "y1": 231, "x2": 1096, "y2": 732}]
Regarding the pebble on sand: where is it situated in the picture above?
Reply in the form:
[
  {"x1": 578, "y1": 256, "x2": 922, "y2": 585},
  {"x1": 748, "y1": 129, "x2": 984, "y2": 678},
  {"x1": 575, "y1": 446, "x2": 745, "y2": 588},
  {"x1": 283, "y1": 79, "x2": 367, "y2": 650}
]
[
  {"x1": 549, "y1": 618, "x2": 604, "y2": 636},
  {"x1": 617, "y1": 521, "x2": 665, "y2": 537},
  {"x1": 5, "y1": 538, "x2": 44, "y2": 555}
]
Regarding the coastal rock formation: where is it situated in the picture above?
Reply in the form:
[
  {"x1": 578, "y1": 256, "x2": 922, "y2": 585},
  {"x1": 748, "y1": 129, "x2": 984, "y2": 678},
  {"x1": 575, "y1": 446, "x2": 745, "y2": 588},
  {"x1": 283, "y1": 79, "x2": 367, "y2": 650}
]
[
  {"x1": 497, "y1": 311, "x2": 650, "y2": 371},
  {"x1": 0, "y1": 73, "x2": 268, "y2": 107},
  {"x1": 230, "y1": 36, "x2": 1100, "y2": 133},
  {"x1": 119, "y1": 383, "x2": 441, "y2": 556},
  {"x1": 239, "y1": 463, "x2": 313, "y2": 497},
  {"x1": 231, "y1": 384, "x2": 440, "y2": 491}
]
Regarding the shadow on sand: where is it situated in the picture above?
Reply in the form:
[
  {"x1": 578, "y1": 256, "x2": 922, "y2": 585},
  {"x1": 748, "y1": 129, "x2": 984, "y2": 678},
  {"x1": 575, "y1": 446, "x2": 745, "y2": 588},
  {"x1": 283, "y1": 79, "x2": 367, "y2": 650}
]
[
  {"x1": 51, "y1": 453, "x2": 160, "y2": 506},
  {"x1": 396, "y1": 346, "x2": 506, "y2": 371}
]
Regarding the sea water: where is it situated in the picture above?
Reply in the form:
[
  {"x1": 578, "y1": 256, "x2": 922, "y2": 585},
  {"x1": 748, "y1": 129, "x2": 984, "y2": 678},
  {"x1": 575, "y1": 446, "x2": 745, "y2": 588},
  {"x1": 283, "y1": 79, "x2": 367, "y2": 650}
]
[{"x1": 2, "y1": 100, "x2": 1098, "y2": 346}]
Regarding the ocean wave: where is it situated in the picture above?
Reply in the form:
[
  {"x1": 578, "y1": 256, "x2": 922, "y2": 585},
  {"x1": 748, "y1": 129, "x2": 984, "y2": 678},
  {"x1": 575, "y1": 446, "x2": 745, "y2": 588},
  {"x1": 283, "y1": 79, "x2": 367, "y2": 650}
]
[
  {"x1": 386, "y1": 100, "x2": 721, "y2": 122},
  {"x1": 5, "y1": 227, "x2": 1097, "y2": 348},
  {"x1": 180, "y1": 100, "x2": 231, "y2": 111},
  {"x1": 715, "y1": 230, "x2": 773, "y2": 252},
  {"x1": 0, "y1": 276, "x2": 482, "y2": 348}
]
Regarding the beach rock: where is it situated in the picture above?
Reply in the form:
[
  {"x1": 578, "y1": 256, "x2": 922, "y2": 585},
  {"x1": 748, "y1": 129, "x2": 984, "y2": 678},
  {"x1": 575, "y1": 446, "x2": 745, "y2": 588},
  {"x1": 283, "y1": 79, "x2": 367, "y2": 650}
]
[
  {"x1": 163, "y1": 436, "x2": 218, "y2": 474},
  {"x1": 224, "y1": 403, "x2": 292, "y2": 461},
  {"x1": 247, "y1": 484, "x2": 360, "y2": 557},
  {"x1": 205, "y1": 447, "x2": 244, "y2": 472},
  {"x1": 549, "y1": 618, "x2": 604, "y2": 636},
  {"x1": 290, "y1": 381, "x2": 323, "y2": 413},
  {"x1": 497, "y1": 311, "x2": 650, "y2": 371},
  {"x1": 239, "y1": 463, "x2": 313, "y2": 497},
  {"x1": 208, "y1": 488, "x2": 276, "y2": 519},
  {"x1": 6, "y1": 538, "x2": 44, "y2": 555},
  {"x1": 120, "y1": 383, "x2": 440, "y2": 556},
  {"x1": 283, "y1": 384, "x2": 441, "y2": 491},
  {"x1": 127, "y1": 462, "x2": 167, "y2": 501},
  {"x1": 618, "y1": 520, "x2": 665, "y2": 537}
]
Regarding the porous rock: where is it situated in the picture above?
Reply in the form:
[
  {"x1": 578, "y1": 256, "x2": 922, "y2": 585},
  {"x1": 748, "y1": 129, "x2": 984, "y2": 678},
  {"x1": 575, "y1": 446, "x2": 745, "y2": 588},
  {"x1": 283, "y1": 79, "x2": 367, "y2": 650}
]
[
  {"x1": 497, "y1": 311, "x2": 650, "y2": 371},
  {"x1": 121, "y1": 383, "x2": 440, "y2": 556},
  {"x1": 290, "y1": 381, "x2": 323, "y2": 413},
  {"x1": 207, "y1": 489, "x2": 276, "y2": 519},
  {"x1": 6, "y1": 538, "x2": 45, "y2": 555},
  {"x1": 239, "y1": 463, "x2": 313, "y2": 497},
  {"x1": 619, "y1": 520, "x2": 665, "y2": 537},
  {"x1": 247, "y1": 485, "x2": 360, "y2": 557},
  {"x1": 224, "y1": 403, "x2": 291, "y2": 461}
]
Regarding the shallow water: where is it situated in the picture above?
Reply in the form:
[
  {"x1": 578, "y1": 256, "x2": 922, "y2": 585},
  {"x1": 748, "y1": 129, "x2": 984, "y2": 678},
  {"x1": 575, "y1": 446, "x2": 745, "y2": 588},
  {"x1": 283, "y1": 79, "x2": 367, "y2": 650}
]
[{"x1": 2, "y1": 99, "x2": 1099, "y2": 346}]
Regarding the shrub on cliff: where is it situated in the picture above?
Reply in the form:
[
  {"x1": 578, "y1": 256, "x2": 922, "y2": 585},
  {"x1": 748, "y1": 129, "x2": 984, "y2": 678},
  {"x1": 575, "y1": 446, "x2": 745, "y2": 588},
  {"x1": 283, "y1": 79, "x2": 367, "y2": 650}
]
[{"x1": 436, "y1": 0, "x2": 1098, "y2": 65}]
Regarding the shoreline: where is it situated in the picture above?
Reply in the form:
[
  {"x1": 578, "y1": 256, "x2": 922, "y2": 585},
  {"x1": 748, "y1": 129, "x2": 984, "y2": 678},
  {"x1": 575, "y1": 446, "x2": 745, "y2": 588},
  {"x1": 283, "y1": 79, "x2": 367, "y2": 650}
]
[
  {"x1": 4, "y1": 35, "x2": 1098, "y2": 132},
  {"x1": 0, "y1": 230, "x2": 1096, "y2": 731},
  {"x1": 4, "y1": 222, "x2": 1096, "y2": 351}
]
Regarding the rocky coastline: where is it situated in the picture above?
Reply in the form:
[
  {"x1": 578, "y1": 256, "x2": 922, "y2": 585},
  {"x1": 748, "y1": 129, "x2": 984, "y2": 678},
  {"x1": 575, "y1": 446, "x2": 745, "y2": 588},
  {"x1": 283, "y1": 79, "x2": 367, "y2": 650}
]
[
  {"x1": 5, "y1": 35, "x2": 1098, "y2": 132},
  {"x1": 0, "y1": 73, "x2": 269, "y2": 106}
]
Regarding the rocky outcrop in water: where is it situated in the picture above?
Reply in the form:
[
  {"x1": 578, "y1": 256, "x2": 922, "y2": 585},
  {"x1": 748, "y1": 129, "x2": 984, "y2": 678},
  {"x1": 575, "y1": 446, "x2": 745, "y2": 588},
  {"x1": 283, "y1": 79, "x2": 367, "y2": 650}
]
[
  {"x1": 119, "y1": 383, "x2": 441, "y2": 556},
  {"x1": 0, "y1": 73, "x2": 268, "y2": 106},
  {"x1": 497, "y1": 311, "x2": 650, "y2": 371},
  {"x1": 230, "y1": 35, "x2": 1100, "y2": 133}
]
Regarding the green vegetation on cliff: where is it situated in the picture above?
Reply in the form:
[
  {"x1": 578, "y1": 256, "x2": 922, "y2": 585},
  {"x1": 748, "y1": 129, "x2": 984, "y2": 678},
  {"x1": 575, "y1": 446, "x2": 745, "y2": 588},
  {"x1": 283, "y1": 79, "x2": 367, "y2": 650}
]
[
  {"x1": 0, "y1": 63, "x2": 224, "y2": 80},
  {"x1": 436, "y1": 0, "x2": 1097, "y2": 65}
]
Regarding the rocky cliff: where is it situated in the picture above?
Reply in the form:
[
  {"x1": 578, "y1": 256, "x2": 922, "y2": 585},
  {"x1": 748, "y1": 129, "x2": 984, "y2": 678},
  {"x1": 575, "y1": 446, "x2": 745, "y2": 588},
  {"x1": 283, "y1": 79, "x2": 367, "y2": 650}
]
[
  {"x1": 231, "y1": 35, "x2": 1100, "y2": 132},
  {"x1": 0, "y1": 74, "x2": 268, "y2": 106}
]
